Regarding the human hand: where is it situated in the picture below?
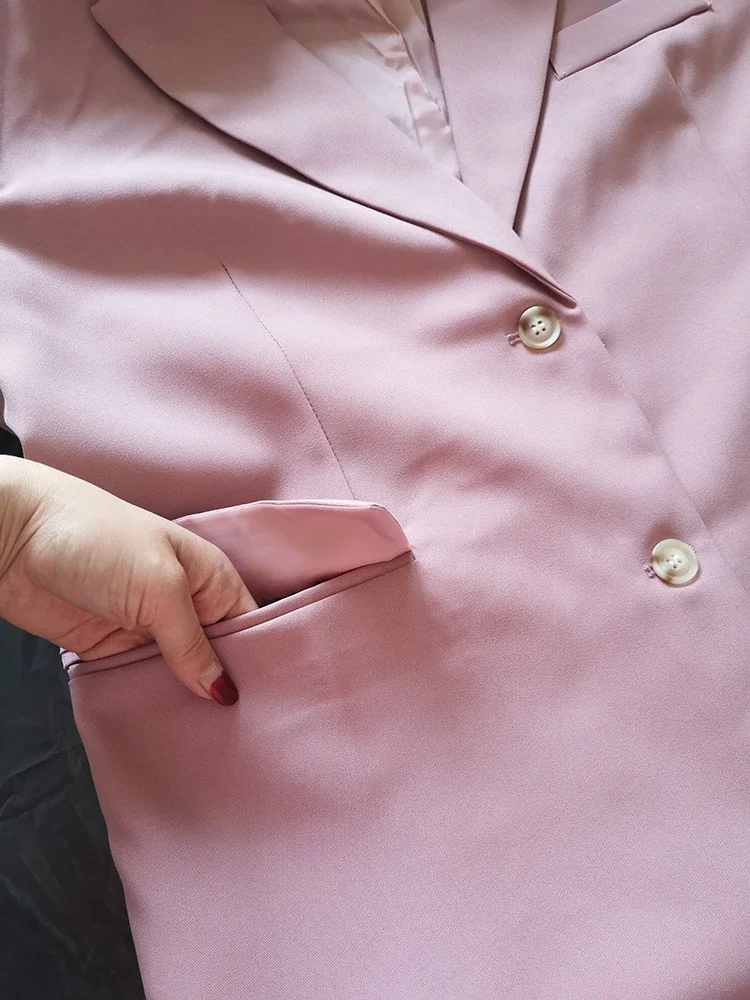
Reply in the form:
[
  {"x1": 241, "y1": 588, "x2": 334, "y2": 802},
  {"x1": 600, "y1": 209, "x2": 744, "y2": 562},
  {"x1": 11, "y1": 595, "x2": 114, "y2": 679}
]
[{"x1": 0, "y1": 456, "x2": 256, "y2": 704}]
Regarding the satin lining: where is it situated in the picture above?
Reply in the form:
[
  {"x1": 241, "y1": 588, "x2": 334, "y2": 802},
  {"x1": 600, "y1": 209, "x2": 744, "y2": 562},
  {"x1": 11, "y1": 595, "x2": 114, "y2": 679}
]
[{"x1": 264, "y1": 0, "x2": 460, "y2": 178}]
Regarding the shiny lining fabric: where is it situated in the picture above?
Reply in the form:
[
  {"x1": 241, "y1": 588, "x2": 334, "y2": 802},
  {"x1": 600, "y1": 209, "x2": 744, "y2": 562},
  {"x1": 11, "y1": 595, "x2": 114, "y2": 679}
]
[{"x1": 265, "y1": 0, "x2": 461, "y2": 177}]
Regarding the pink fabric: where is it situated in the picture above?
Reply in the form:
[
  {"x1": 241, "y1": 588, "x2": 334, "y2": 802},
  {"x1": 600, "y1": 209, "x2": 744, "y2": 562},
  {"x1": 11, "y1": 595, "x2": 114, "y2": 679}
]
[
  {"x1": 62, "y1": 500, "x2": 412, "y2": 671},
  {"x1": 265, "y1": 0, "x2": 461, "y2": 176},
  {"x1": 3, "y1": 0, "x2": 750, "y2": 997},
  {"x1": 551, "y1": 0, "x2": 712, "y2": 78},
  {"x1": 65, "y1": 549, "x2": 415, "y2": 674},
  {"x1": 556, "y1": 0, "x2": 623, "y2": 31},
  {"x1": 175, "y1": 499, "x2": 411, "y2": 603}
]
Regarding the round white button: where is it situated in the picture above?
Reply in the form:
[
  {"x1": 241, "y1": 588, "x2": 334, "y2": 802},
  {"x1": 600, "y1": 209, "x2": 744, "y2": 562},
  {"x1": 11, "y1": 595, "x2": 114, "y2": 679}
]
[
  {"x1": 650, "y1": 539, "x2": 699, "y2": 586},
  {"x1": 517, "y1": 305, "x2": 561, "y2": 350}
]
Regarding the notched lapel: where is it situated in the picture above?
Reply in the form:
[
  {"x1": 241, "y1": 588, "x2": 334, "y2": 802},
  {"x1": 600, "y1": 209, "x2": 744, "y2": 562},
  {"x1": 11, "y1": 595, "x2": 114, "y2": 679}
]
[
  {"x1": 427, "y1": 0, "x2": 560, "y2": 226},
  {"x1": 91, "y1": 0, "x2": 571, "y2": 301}
]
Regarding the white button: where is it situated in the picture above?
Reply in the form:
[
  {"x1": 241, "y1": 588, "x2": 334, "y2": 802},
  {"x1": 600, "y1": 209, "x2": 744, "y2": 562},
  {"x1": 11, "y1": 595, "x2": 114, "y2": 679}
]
[
  {"x1": 517, "y1": 305, "x2": 561, "y2": 350},
  {"x1": 650, "y1": 538, "x2": 699, "y2": 586}
]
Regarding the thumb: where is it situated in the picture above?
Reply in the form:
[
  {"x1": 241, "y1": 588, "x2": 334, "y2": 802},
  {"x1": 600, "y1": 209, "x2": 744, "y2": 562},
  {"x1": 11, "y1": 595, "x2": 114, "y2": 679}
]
[{"x1": 150, "y1": 573, "x2": 239, "y2": 706}]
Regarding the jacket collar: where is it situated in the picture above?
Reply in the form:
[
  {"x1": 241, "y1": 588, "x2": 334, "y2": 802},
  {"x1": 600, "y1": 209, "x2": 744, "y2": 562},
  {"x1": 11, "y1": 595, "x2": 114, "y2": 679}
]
[
  {"x1": 91, "y1": 0, "x2": 570, "y2": 302},
  {"x1": 427, "y1": 0, "x2": 559, "y2": 224}
]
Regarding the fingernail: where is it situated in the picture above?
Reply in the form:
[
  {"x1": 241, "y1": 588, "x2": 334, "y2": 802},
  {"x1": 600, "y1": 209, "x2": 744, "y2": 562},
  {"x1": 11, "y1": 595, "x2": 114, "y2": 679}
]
[{"x1": 199, "y1": 659, "x2": 239, "y2": 706}]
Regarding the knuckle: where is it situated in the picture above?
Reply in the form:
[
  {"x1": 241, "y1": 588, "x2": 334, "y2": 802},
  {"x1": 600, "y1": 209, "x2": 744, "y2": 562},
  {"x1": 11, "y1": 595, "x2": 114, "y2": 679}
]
[
  {"x1": 153, "y1": 559, "x2": 187, "y2": 595},
  {"x1": 175, "y1": 628, "x2": 210, "y2": 669}
]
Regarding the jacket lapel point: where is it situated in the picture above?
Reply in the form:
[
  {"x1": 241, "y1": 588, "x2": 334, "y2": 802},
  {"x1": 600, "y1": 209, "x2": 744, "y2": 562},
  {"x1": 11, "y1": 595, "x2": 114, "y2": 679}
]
[{"x1": 91, "y1": 0, "x2": 571, "y2": 302}]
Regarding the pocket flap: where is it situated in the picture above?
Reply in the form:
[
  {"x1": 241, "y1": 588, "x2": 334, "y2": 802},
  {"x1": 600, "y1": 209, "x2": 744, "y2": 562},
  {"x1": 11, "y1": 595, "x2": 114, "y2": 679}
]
[
  {"x1": 551, "y1": 0, "x2": 711, "y2": 79},
  {"x1": 175, "y1": 499, "x2": 411, "y2": 605}
]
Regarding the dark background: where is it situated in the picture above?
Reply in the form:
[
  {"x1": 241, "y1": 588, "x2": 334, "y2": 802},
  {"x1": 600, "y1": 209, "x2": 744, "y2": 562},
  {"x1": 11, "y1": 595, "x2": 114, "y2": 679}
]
[{"x1": 0, "y1": 429, "x2": 145, "y2": 1000}]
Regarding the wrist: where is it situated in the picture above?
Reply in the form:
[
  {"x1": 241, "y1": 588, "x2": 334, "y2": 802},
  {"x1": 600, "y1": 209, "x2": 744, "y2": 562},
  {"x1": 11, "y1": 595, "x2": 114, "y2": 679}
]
[
  {"x1": 0, "y1": 455, "x2": 38, "y2": 582},
  {"x1": 0, "y1": 453, "x2": 23, "y2": 507}
]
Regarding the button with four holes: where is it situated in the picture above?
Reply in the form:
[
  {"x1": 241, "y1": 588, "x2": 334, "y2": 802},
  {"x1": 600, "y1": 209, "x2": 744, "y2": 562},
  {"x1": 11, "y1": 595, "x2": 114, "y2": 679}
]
[
  {"x1": 650, "y1": 538, "x2": 699, "y2": 586},
  {"x1": 517, "y1": 305, "x2": 561, "y2": 350}
]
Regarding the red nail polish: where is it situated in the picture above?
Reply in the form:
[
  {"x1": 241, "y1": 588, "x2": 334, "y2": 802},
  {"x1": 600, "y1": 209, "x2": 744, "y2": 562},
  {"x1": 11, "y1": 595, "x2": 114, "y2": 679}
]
[{"x1": 209, "y1": 671, "x2": 239, "y2": 706}]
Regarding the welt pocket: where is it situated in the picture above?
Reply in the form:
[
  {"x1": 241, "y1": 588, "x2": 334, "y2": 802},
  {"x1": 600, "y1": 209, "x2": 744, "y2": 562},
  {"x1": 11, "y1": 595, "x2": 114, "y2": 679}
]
[
  {"x1": 63, "y1": 497, "x2": 413, "y2": 677},
  {"x1": 65, "y1": 549, "x2": 415, "y2": 679},
  {"x1": 551, "y1": 0, "x2": 712, "y2": 79}
]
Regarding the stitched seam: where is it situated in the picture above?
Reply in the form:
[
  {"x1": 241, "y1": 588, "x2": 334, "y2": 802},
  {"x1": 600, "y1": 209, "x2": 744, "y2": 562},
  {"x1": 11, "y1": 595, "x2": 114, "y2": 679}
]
[{"x1": 219, "y1": 262, "x2": 356, "y2": 499}]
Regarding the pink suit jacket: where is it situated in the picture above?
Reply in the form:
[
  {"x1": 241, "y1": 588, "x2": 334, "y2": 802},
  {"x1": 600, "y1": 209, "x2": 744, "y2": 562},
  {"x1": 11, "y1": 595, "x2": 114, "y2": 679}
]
[{"x1": 2, "y1": 0, "x2": 750, "y2": 997}]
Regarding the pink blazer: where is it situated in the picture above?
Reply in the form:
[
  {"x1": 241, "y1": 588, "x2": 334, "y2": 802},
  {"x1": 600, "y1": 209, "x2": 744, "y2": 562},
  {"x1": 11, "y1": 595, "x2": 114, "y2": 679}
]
[{"x1": 3, "y1": 0, "x2": 750, "y2": 996}]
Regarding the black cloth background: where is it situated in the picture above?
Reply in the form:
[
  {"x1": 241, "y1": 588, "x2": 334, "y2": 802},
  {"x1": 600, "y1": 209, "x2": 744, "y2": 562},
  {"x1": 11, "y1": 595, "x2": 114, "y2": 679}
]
[{"x1": 0, "y1": 431, "x2": 144, "y2": 1000}]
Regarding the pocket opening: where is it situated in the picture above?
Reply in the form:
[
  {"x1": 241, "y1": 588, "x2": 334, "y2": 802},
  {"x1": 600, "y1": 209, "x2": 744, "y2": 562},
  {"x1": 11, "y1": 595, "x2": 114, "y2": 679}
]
[{"x1": 64, "y1": 549, "x2": 415, "y2": 679}]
